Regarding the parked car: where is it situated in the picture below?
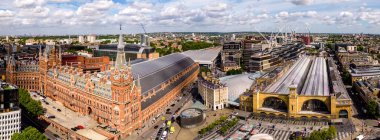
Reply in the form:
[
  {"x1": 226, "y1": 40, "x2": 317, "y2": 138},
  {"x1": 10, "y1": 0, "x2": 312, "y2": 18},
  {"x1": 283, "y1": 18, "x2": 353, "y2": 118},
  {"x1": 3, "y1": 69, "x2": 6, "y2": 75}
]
[
  {"x1": 154, "y1": 125, "x2": 159, "y2": 129},
  {"x1": 77, "y1": 125, "x2": 85, "y2": 129},
  {"x1": 71, "y1": 127, "x2": 78, "y2": 131},
  {"x1": 57, "y1": 109, "x2": 61, "y2": 112}
]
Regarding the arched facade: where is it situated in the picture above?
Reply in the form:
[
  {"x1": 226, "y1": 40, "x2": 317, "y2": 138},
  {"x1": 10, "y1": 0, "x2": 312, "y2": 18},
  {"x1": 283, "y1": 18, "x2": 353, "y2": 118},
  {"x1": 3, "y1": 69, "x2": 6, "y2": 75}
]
[
  {"x1": 301, "y1": 99, "x2": 329, "y2": 113},
  {"x1": 262, "y1": 97, "x2": 288, "y2": 112},
  {"x1": 338, "y1": 110, "x2": 348, "y2": 118},
  {"x1": 252, "y1": 87, "x2": 352, "y2": 119}
]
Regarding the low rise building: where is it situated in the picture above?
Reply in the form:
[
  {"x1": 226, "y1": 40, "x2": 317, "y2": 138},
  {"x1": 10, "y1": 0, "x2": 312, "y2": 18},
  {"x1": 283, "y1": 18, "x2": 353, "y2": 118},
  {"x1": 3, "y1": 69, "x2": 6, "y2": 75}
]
[
  {"x1": 0, "y1": 82, "x2": 20, "y2": 140},
  {"x1": 350, "y1": 66, "x2": 380, "y2": 83},
  {"x1": 94, "y1": 44, "x2": 159, "y2": 61},
  {"x1": 198, "y1": 72, "x2": 228, "y2": 110},
  {"x1": 353, "y1": 78, "x2": 380, "y2": 115}
]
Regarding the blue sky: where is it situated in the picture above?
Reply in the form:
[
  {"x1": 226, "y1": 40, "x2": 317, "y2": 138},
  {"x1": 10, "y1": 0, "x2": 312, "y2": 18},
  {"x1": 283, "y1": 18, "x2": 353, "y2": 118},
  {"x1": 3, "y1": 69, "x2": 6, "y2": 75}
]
[{"x1": 0, "y1": 0, "x2": 379, "y2": 35}]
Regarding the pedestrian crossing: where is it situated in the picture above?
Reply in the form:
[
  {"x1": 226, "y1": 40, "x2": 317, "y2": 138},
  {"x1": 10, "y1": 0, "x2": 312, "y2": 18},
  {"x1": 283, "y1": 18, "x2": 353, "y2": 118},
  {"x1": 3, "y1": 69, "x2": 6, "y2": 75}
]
[
  {"x1": 255, "y1": 118, "x2": 328, "y2": 126},
  {"x1": 255, "y1": 127, "x2": 351, "y2": 140},
  {"x1": 334, "y1": 131, "x2": 351, "y2": 140},
  {"x1": 256, "y1": 127, "x2": 293, "y2": 140}
]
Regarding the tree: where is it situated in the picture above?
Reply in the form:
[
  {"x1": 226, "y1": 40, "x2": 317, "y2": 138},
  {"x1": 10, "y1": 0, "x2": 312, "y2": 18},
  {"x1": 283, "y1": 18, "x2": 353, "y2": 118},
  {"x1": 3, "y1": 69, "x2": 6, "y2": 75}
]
[
  {"x1": 226, "y1": 69, "x2": 243, "y2": 75},
  {"x1": 85, "y1": 48, "x2": 93, "y2": 53},
  {"x1": 366, "y1": 99, "x2": 379, "y2": 118},
  {"x1": 302, "y1": 126, "x2": 337, "y2": 140},
  {"x1": 181, "y1": 41, "x2": 213, "y2": 51},
  {"x1": 100, "y1": 40, "x2": 111, "y2": 44},
  {"x1": 11, "y1": 126, "x2": 47, "y2": 140},
  {"x1": 18, "y1": 89, "x2": 44, "y2": 117},
  {"x1": 342, "y1": 70, "x2": 351, "y2": 84},
  {"x1": 357, "y1": 46, "x2": 364, "y2": 52}
]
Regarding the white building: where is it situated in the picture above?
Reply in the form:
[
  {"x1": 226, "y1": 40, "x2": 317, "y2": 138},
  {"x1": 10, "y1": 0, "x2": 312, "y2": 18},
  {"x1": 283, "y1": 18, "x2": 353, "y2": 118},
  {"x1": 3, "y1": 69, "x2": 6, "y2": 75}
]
[
  {"x1": 87, "y1": 35, "x2": 96, "y2": 43},
  {"x1": 198, "y1": 72, "x2": 228, "y2": 110},
  {"x1": 78, "y1": 35, "x2": 85, "y2": 43},
  {"x1": 0, "y1": 82, "x2": 21, "y2": 140},
  {"x1": 0, "y1": 110, "x2": 21, "y2": 140}
]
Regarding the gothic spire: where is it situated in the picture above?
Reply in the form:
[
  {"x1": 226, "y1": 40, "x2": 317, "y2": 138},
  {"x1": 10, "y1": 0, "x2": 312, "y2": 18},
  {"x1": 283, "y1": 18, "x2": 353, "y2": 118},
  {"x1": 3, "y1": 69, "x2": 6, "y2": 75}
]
[
  {"x1": 136, "y1": 74, "x2": 140, "y2": 87},
  {"x1": 114, "y1": 24, "x2": 126, "y2": 70}
]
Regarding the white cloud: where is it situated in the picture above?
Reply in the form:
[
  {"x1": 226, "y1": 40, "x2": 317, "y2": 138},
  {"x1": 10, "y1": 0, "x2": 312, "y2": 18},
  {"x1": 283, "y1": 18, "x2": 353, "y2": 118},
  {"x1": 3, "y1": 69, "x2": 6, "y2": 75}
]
[
  {"x1": 14, "y1": 0, "x2": 45, "y2": 8},
  {"x1": 0, "y1": 10, "x2": 14, "y2": 17},
  {"x1": 18, "y1": 6, "x2": 50, "y2": 18},
  {"x1": 275, "y1": 10, "x2": 319, "y2": 22},
  {"x1": 288, "y1": 0, "x2": 314, "y2": 5},
  {"x1": 119, "y1": 2, "x2": 153, "y2": 15},
  {"x1": 49, "y1": 0, "x2": 71, "y2": 2},
  {"x1": 1, "y1": 0, "x2": 380, "y2": 34},
  {"x1": 357, "y1": 7, "x2": 380, "y2": 25}
]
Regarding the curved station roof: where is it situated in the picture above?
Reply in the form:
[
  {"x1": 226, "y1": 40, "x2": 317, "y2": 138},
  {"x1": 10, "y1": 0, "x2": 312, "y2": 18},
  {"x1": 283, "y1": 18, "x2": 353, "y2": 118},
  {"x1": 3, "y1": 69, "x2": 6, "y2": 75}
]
[{"x1": 264, "y1": 56, "x2": 330, "y2": 96}]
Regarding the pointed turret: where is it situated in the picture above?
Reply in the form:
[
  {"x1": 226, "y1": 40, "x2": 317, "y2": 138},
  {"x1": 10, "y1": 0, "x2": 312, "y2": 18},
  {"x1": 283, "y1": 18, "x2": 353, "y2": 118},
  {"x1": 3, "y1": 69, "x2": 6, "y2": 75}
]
[
  {"x1": 39, "y1": 44, "x2": 42, "y2": 56},
  {"x1": 115, "y1": 25, "x2": 126, "y2": 70},
  {"x1": 136, "y1": 74, "x2": 140, "y2": 87}
]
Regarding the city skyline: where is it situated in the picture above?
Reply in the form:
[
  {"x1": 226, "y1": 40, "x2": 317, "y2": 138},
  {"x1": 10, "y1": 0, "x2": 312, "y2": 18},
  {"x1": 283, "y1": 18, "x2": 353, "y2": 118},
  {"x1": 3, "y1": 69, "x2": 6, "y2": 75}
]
[{"x1": 0, "y1": 0, "x2": 380, "y2": 35}]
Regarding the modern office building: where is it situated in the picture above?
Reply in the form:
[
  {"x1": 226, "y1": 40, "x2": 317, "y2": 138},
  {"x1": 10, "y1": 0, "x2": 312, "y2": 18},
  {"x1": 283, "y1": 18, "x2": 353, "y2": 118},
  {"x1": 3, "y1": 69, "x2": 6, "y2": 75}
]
[
  {"x1": 38, "y1": 33, "x2": 199, "y2": 138},
  {"x1": 221, "y1": 42, "x2": 241, "y2": 71},
  {"x1": 0, "y1": 82, "x2": 21, "y2": 140},
  {"x1": 198, "y1": 72, "x2": 228, "y2": 110},
  {"x1": 248, "y1": 56, "x2": 352, "y2": 119},
  {"x1": 244, "y1": 43, "x2": 304, "y2": 72}
]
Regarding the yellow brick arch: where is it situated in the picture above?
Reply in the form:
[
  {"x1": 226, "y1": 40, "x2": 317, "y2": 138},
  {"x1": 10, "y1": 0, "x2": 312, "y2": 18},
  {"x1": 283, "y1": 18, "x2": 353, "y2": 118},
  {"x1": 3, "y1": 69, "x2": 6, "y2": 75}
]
[
  {"x1": 256, "y1": 93, "x2": 290, "y2": 112},
  {"x1": 259, "y1": 93, "x2": 289, "y2": 105},
  {"x1": 299, "y1": 98, "x2": 330, "y2": 112},
  {"x1": 297, "y1": 96, "x2": 331, "y2": 113}
]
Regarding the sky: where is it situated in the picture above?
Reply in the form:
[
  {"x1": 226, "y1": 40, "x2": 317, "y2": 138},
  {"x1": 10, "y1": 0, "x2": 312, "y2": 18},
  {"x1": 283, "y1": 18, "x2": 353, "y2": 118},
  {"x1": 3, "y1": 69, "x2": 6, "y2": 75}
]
[{"x1": 0, "y1": 0, "x2": 379, "y2": 35}]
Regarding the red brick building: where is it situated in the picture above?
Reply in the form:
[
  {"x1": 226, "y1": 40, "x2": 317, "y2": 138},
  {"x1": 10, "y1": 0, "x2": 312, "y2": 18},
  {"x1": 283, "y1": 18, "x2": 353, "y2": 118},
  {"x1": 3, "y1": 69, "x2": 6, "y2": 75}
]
[
  {"x1": 61, "y1": 54, "x2": 110, "y2": 72},
  {"x1": 38, "y1": 34, "x2": 199, "y2": 138},
  {"x1": 6, "y1": 46, "x2": 110, "y2": 92}
]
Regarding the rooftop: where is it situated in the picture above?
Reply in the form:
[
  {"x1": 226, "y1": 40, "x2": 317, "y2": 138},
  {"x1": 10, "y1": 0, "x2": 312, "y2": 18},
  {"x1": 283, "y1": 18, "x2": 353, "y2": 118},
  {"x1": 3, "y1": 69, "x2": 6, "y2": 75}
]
[
  {"x1": 264, "y1": 56, "x2": 330, "y2": 96},
  {"x1": 182, "y1": 47, "x2": 222, "y2": 65},
  {"x1": 220, "y1": 72, "x2": 261, "y2": 105}
]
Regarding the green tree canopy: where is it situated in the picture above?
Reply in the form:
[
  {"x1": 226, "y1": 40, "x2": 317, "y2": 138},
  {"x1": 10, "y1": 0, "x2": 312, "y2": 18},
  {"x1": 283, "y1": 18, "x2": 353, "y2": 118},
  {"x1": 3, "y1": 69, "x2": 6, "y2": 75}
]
[
  {"x1": 357, "y1": 46, "x2": 364, "y2": 52},
  {"x1": 366, "y1": 99, "x2": 379, "y2": 118},
  {"x1": 18, "y1": 89, "x2": 44, "y2": 117},
  {"x1": 182, "y1": 41, "x2": 213, "y2": 51},
  {"x1": 12, "y1": 126, "x2": 47, "y2": 140},
  {"x1": 302, "y1": 126, "x2": 337, "y2": 140},
  {"x1": 226, "y1": 69, "x2": 243, "y2": 75}
]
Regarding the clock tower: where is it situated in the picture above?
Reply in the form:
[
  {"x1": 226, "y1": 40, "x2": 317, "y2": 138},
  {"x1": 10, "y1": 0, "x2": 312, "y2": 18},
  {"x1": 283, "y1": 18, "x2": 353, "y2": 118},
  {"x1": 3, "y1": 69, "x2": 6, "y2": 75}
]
[{"x1": 110, "y1": 31, "x2": 142, "y2": 137}]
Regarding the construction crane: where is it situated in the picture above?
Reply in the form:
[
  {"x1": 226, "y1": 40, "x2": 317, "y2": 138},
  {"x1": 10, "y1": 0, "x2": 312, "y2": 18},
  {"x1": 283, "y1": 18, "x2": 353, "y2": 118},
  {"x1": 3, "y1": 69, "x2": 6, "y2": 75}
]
[
  {"x1": 140, "y1": 23, "x2": 147, "y2": 34},
  {"x1": 305, "y1": 23, "x2": 311, "y2": 37},
  {"x1": 139, "y1": 23, "x2": 150, "y2": 46}
]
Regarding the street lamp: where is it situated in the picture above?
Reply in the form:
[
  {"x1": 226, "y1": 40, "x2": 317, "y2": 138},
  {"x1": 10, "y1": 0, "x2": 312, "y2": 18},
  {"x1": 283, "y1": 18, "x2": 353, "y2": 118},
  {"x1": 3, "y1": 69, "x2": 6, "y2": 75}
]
[{"x1": 362, "y1": 109, "x2": 367, "y2": 133}]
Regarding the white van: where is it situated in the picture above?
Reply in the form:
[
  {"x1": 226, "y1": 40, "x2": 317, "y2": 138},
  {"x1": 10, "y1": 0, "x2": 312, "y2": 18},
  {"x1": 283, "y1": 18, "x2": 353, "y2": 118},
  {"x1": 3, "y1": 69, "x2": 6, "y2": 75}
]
[{"x1": 355, "y1": 135, "x2": 364, "y2": 140}]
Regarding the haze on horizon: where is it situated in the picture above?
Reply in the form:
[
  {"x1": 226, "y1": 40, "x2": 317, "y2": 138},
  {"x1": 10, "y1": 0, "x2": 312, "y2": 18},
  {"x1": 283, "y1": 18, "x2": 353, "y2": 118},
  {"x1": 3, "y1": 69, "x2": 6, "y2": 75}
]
[{"x1": 0, "y1": 0, "x2": 380, "y2": 35}]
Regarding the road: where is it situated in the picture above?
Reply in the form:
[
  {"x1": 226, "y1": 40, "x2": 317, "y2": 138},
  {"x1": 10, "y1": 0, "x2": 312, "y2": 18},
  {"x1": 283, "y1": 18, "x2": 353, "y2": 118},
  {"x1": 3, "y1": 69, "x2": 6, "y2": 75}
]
[{"x1": 127, "y1": 83, "x2": 196, "y2": 140}]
